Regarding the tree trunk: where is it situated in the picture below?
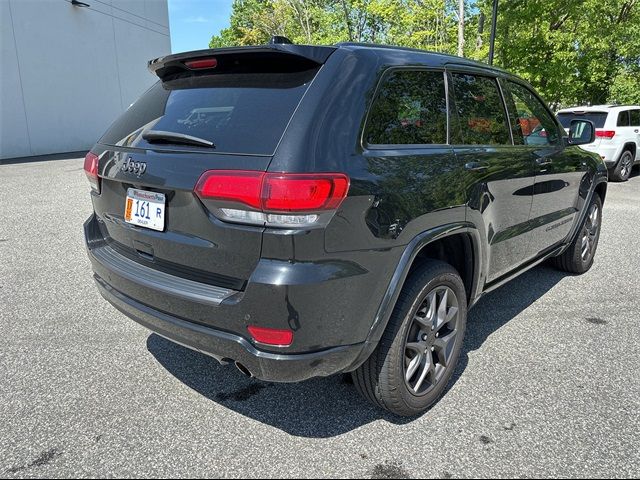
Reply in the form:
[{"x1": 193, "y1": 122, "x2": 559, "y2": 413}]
[{"x1": 476, "y1": 12, "x2": 484, "y2": 50}]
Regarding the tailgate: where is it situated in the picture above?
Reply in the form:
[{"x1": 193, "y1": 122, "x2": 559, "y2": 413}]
[
  {"x1": 89, "y1": 46, "x2": 332, "y2": 288},
  {"x1": 91, "y1": 149, "x2": 270, "y2": 286}
]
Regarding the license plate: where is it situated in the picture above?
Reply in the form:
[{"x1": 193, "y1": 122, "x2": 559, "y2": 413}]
[{"x1": 124, "y1": 188, "x2": 166, "y2": 231}]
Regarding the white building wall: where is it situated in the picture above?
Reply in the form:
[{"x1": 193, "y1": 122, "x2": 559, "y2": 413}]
[{"x1": 0, "y1": 0, "x2": 171, "y2": 159}]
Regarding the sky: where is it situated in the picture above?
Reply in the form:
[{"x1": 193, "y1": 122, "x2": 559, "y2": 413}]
[{"x1": 168, "y1": 0, "x2": 233, "y2": 53}]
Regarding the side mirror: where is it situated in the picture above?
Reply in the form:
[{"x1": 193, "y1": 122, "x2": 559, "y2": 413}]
[{"x1": 567, "y1": 119, "x2": 595, "y2": 146}]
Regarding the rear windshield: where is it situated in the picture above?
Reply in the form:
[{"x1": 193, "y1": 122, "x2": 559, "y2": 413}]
[
  {"x1": 556, "y1": 112, "x2": 608, "y2": 129},
  {"x1": 99, "y1": 69, "x2": 318, "y2": 155}
]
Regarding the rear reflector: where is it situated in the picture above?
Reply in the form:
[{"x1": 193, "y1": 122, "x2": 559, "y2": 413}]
[
  {"x1": 595, "y1": 130, "x2": 616, "y2": 139},
  {"x1": 247, "y1": 326, "x2": 294, "y2": 347},
  {"x1": 83, "y1": 152, "x2": 100, "y2": 193},
  {"x1": 196, "y1": 171, "x2": 349, "y2": 212},
  {"x1": 184, "y1": 58, "x2": 217, "y2": 70}
]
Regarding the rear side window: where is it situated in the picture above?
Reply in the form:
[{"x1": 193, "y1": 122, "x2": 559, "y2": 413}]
[
  {"x1": 631, "y1": 110, "x2": 640, "y2": 127},
  {"x1": 557, "y1": 112, "x2": 608, "y2": 129},
  {"x1": 617, "y1": 110, "x2": 631, "y2": 126},
  {"x1": 450, "y1": 73, "x2": 511, "y2": 145},
  {"x1": 502, "y1": 81, "x2": 559, "y2": 146},
  {"x1": 100, "y1": 68, "x2": 319, "y2": 155},
  {"x1": 365, "y1": 70, "x2": 448, "y2": 146}
]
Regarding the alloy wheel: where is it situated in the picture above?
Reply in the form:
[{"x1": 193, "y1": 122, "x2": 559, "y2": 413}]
[
  {"x1": 581, "y1": 202, "x2": 600, "y2": 261},
  {"x1": 404, "y1": 286, "x2": 459, "y2": 396},
  {"x1": 620, "y1": 153, "x2": 633, "y2": 179}
]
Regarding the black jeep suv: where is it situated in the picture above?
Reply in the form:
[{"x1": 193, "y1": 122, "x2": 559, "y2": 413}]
[{"x1": 84, "y1": 42, "x2": 607, "y2": 416}]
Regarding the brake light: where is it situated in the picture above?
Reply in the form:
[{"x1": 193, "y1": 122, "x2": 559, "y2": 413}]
[
  {"x1": 263, "y1": 174, "x2": 350, "y2": 212},
  {"x1": 247, "y1": 326, "x2": 294, "y2": 347},
  {"x1": 196, "y1": 171, "x2": 263, "y2": 209},
  {"x1": 83, "y1": 152, "x2": 100, "y2": 193},
  {"x1": 195, "y1": 170, "x2": 350, "y2": 227},
  {"x1": 595, "y1": 130, "x2": 616, "y2": 139},
  {"x1": 184, "y1": 58, "x2": 217, "y2": 70}
]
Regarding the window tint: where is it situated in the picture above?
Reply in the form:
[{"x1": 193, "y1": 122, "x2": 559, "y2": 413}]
[
  {"x1": 450, "y1": 73, "x2": 511, "y2": 145},
  {"x1": 365, "y1": 70, "x2": 447, "y2": 145},
  {"x1": 617, "y1": 110, "x2": 631, "y2": 127},
  {"x1": 631, "y1": 110, "x2": 640, "y2": 127},
  {"x1": 557, "y1": 112, "x2": 608, "y2": 129},
  {"x1": 503, "y1": 81, "x2": 559, "y2": 146},
  {"x1": 100, "y1": 69, "x2": 319, "y2": 155}
]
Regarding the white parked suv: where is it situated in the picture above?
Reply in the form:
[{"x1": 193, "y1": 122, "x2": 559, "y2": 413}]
[{"x1": 557, "y1": 105, "x2": 640, "y2": 182}]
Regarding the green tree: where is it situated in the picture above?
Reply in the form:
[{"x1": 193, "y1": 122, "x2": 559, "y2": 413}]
[
  {"x1": 472, "y1": 0, "x2": 640, "y2": 107},
  {"x1": 210, "y1": 0, "x2": 640, "y2": 106},
  {"x1": 210, "y1": 0, "x2": 463, "y2": 51}
]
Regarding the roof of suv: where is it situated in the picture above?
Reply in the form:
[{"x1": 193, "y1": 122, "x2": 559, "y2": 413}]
[
  {"x1": 336, "y1": 41, "x2": 510, "y2": 73},
  {"x1": 149, "y1": 42, "x2": 513, "y2": 80},
  {"x1": 557, "y1": 105, "x2": 640, "y2": 113}
]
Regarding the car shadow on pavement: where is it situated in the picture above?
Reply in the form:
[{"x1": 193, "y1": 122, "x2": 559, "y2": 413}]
[
  {"x1": 445, "y1": 264, "x2": 566, "y2": 396},
  {"x1": 147, "y1": 264, "x2": 566, "y2": 438}
]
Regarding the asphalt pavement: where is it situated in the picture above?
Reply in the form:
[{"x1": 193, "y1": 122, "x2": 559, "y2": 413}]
[{"x1": 1, "y1": 157, "x2": 639, "y2": 478}]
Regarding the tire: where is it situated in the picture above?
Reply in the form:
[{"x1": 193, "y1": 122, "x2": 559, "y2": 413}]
[
  {"x1": 352, "y1": 260, "x2": 467, "y2": 416},
  {"x1": 551, "y1": 193, "x2": 602, "y2": 274},
  {"x1": 610, "y1": 150, "x2": 634, "y2": 182}
]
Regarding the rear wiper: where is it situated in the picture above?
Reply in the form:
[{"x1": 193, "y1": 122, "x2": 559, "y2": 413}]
[{"x1": 142, "y1": 130, "x2": 215, "y2": 148}]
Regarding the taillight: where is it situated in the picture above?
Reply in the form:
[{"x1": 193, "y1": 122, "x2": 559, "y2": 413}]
[
  {"x1": 263, "y1": 174, "x2": 349, "y2": 212},
  {"x1": 247, "y1": 326, "x2": 294, "y2": 347},
  {"x1": 195, "y1": 170, "x2": 350, "y2": 228},
  {"x1": 196, "y1": 171, "x2": 263, "y2": 209},
  {"x1": 595, "y1": 130, "x2": 616, "y2": 139},
  {"x1": 83, "y1": 152, "x2": 100, "y2": 193}
]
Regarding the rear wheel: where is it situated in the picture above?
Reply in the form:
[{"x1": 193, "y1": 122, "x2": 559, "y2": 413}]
[
  {"x1": 610, "y1": 150, "x2": 634, "y2": 182},
  {"x1": 352, "y1": 261, "x2": 467, "y2": 416},
  {"x1": 551, "y1": 194, "x2": 602, "y2": 274}
]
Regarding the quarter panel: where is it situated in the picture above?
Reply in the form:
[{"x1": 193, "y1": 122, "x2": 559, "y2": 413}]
[{"x1": 325, "y1": 147, "x2": 466, "y2": 252}]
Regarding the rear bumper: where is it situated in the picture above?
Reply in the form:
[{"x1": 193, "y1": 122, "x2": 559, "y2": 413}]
[
  {"x1": 94, "y1": 276, "x2": 363, "y2": 382},
  {"x1": 84, "y1": 214, "x2": 371, "y2": 381},
  {"x1": 581, "y1": 143, "x2": 622, "y2": 166}
]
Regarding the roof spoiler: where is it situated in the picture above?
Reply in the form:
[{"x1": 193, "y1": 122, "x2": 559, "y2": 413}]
[{"x1": 148, "y1": 44, "x2": 336, "y2": 80}]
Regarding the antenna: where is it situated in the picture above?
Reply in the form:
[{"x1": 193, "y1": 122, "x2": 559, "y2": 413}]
[{"x1": 269, "y1": 36, "x2": 293, "y2": 45}]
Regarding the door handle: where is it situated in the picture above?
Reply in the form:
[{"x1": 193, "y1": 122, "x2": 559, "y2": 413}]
[
  {"x1": 465, "y1": 162, "x2": 488, "y2": 172},
  {"x1": 536, "y1": 157, "x2": 553, "y2": 166}
]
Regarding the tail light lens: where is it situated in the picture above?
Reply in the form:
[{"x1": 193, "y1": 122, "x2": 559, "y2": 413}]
[
  {"x1": 184, "y1": 58, "x2": 217, "y2": 70},
  {"x1": 196, "y1": 171, "x2": 263, "y2": 209},
  {"x1": 195, "y1": 170, "x2": 350, "y2": 228},
  {"x1": 263, "y1": 174, "x2": 349, "y2": 211},
  {"x1": 595, "y1": 130, "x2": 616, "y2": 139},
  {"x1": 83, "y1": 152, "x2": 100, "y2": 193},
  {"x1": 247, "y1": 326, "x2": 294, "y2": 347}
]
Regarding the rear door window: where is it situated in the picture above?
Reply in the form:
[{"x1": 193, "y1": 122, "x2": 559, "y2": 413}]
[
  {"x1": 557, "y1": 112, "x2": 608, "y2": 129},
  {"x1": 364, "y1": 70, "x2": 448, "y2": 146},
  {"x1": 100, "y1": 69, "x2": 319, "y2": 156},
  {"x1": 617, "y1": 110, "x2": 631, "y2": 127},
  {"x1": 502, "y1": 81, "x2": 559, "y2": 146},
  {"x1": 450, "y1": 73, "x2": 511, "y2": 145},
  {"x1": 631, "y1": 110, "x2": 640, "y2": 126}
]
